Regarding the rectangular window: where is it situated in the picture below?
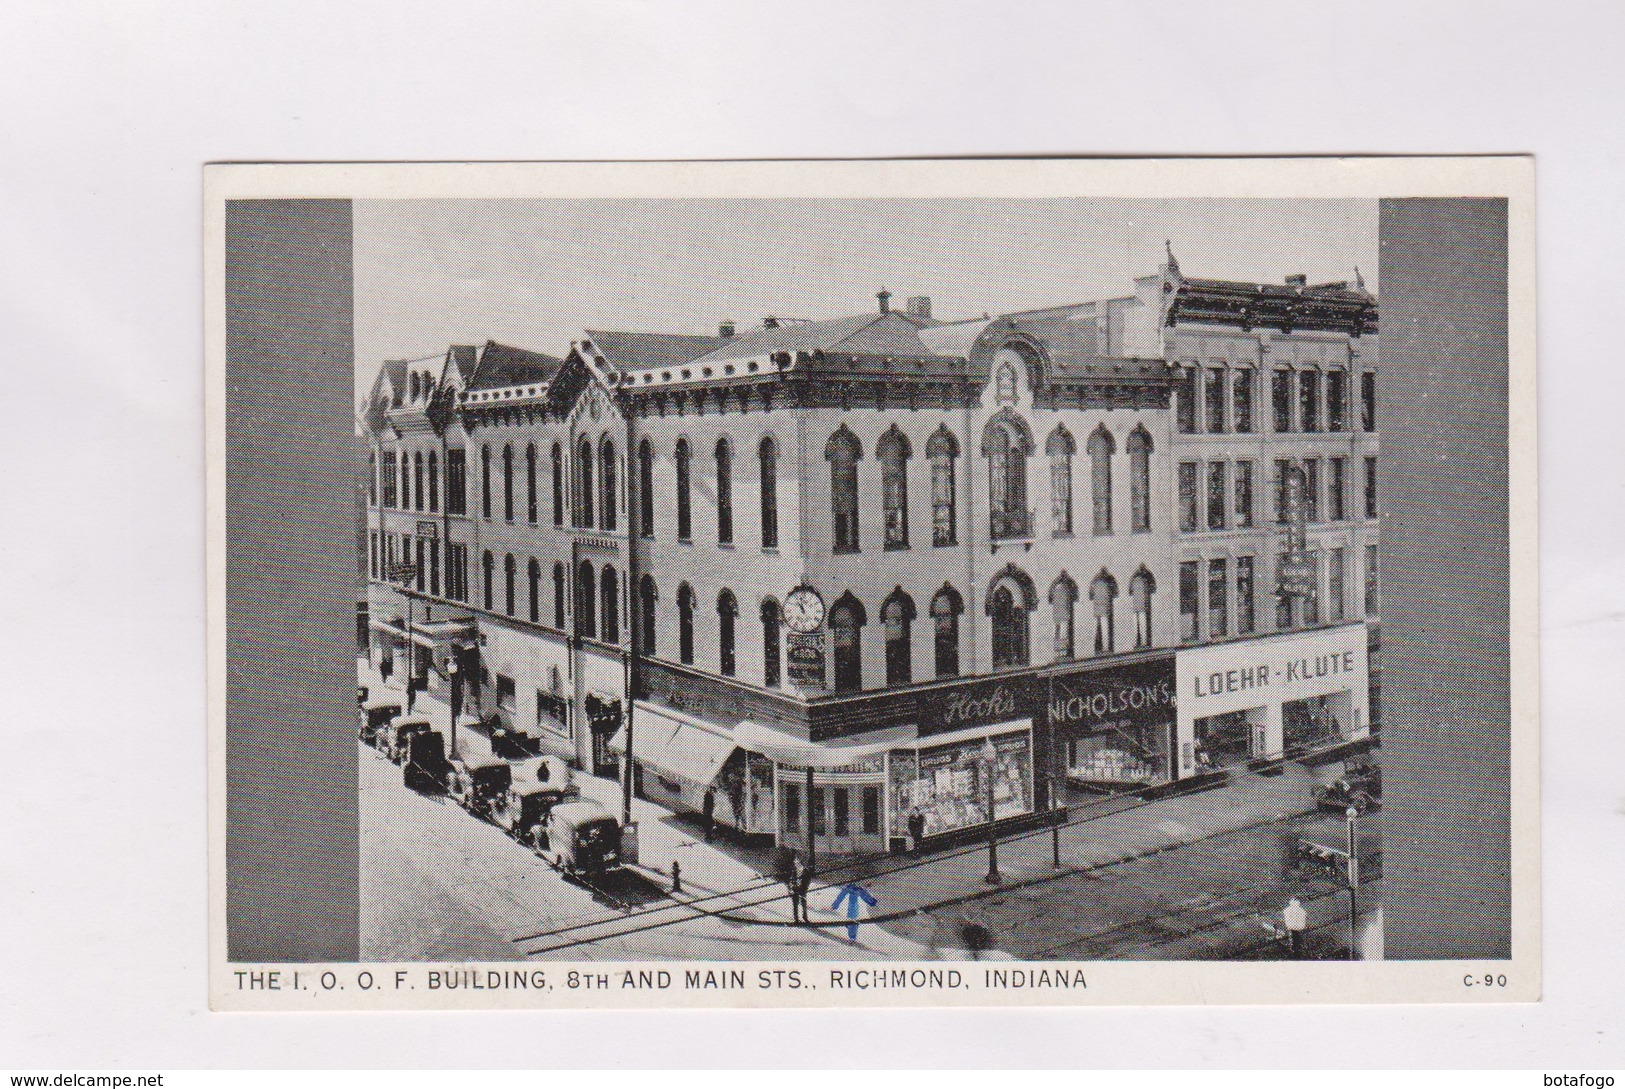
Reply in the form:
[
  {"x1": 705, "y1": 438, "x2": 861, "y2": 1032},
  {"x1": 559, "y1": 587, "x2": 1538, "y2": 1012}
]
[
  {"x1": 1275, "y1": 459, "x2": 1294, "y2": 524},
  {"x1": 1237, "y1": 556, "x2": 1256, "y2": 634},
  {"x1": 496, "y1": 674, "x2": 516, "y2": 713},
  {"x1": 1299, "y1": 370, "x2": 1321, "y2": 432},
  {"x1": 1178, "y1": 462, "x2": 1199, "y2": 533},
  {"x1": 810, "y1": 787, "x2": 826, "y2": 835},
  {"x1": 1364, "y1": 456, "x2": 1378, "y2": 520},
  {"x1": 1179, "y1": 561, "x2": 1200, "y2": 642},
  {"x1": 1361, "y1": 372, "x2": 1376, "y2": 432},
  {"x1": 1276, "y1": 577, "x2": 1294, "y2": 630},
  {"x1": 1329, "y1": 457, "x2": 1346, "y2": 521},
  {"x1": 368, "y1": 531, "x2": 379, "y2": 580},
  {"x1": 1327, "y1": 369, "x2": 1347, "y2": 432},
  {"x1": 1234, "y1": 461, "x2": 1254, "y2": 528},
  {"x1": 1208, "y1": 558, "x2": 1228, "y2": 638},
  {"x1": 1272, "y1": 370, "x2": 1294, "y2": 432},
  {"x1": 1206, "y1": 462, "x2": 1227, "y2": 531},
  {"x1": 862, "y1": 786, "x2": 880, "y2": 836},
  {"x1": 1177, "y1": 366, "x2": 1199, "y2": 434},
  {"x1": 1302, "y1": 458, "x2": 1320, "y2": 523},
  {"x1": 1233, "y1": 368, "x2": 1254, "y2": 433},
  {"x1": 1303, "y1": 552, "x2": 1321, "y2": 625},
  {"x1": 382, "y1": 452, "x2": 397, "y2": 508},
  {"x1": 833, "y1": 788, "x2": 849, "y2": 837},
  {"x1": 1205, "y1": 368, "x2": 1227, "y2": 433},
  {"x1": 428, "y1": 540, "x2": 440, "y2": 597},
  {"x1": 451, "y1": 543, "x2": 469, "y2": 602},
  {"x1": 1365, "y1": 543, "x2": 1379, "y2": 616},
  {"x1": 1329, "y1": 547, "x2": 1346, "y2": 622}
]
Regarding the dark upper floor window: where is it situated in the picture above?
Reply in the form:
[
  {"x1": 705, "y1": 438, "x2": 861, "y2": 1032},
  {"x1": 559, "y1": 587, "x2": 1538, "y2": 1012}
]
[
  {"x1": 1233, "y1": 368, "x2": 1255, "y2": 433},
  {"x1": 1327, "y1": 369, "x2": 1347, "y2": 432},
  {"x1": 427, "y1": 451, "x2": 439, "y2": 513},
  {"x1": 599, "y1": 437, "x2": 617, "y2": 532},
  {"x1": 1050, "y1": 574, "x2": 1077, "y2": 661},
  {"x1": 760, "y1": 598, "x2": 781, "y2": 687},
  {"x1": 1179, "y1": 560, "x2": 1199, "y2": 642},
  {"x1": 550, "y1": 443, "x2": 564, "y2": 526},
  {"x1": 1177, "y1": 366, "x2": 1198, "y2": 434},
  {"x1": 882, "y1": 589, "x2": 914, "y2": 687},
  {"x1": 1237, "y1": 556, "x2": 1255, "y2": 635},
  {"x1": 1178, "y1": 462, "x2": 1199, "y2": 533},
  {"x1": 1365, "y1": 456, "x2": 1378, "y2": 520},
  {"x1": 988, "y1": 572, "x2": 1031, "y2": 670},
  {"x1": 717, "y1": 589, "x2": 737, "y2": 676},
  {"x1": 482, "y1": 550, "x2": 494, "y2": 611},
  {"x1": 1130, "y1": 568, "x2": 1155, "y2": 649},
  {"x1": 715, "y1": 437, "x2": 732, "y2": 544},
  {"x1": 481, "y1": 445, "x2": 492, "y2": 519},
  {"x1": 1046, "y1": 425, "x2": 1074, "y2": 537},
  {"x1": 1299, "y1": 369, "x2": 1321, "y2": 433},
  {"x1": 527, "y1": 558, "x2": 541, "y2": 623},
  {"x1": 1128, "y1": 427, "x2": 1152, "y2": 533},
  {"x1": 675, "y1": 438, "x2": 693, "y2": 541},
  {"x1": 827, "y1": 426, "x2": 862, "y2": 554},
  {"x1": 553, "y1": 562, "x2": 567, "y2": 629},
  {"x1": 525, "y1": 444, "x2": 538, "y2": 523},
  {"x1": 574, "y1": 437, "x2": 595, "y2": 529},
  {"x1": 638, "y1": 575, "x2": 657, "y2": 655},
  {"x1": 1361, "y1": 372, "x2": 1376, "y2": 432},
  {"x1": 1272, "y1": 369, "x2": 1294, "y2": 433},
  {"x1": 1303, "y1": 458, "x2": 1320, "y2": 523},
  {"x1": 576, "y1": 560, "x2": 596, "y2": 639},
  {"x1": 1329, "y1": 457, "x2": 1346, "y2": 521},
  {"x1": 931, "y1": 585, "x2": 962, "y2": 678},
  {"x1": 446, "y1": 447, "x2": 466, "y2": 516},
  {"x1": 601, "y1": 567, "x2": 620, "y2": 644},
  {"x1": 678, "y1": 582, "x2": 696, "y2": 664},
  {"x1": 382, "y1": 452, "x2": 397, "y2": 508},
  {"x1": 1207, "y1": 558, "x2": 1227, "y2": 638},
  {"x1": 830, "y1": 595, "x2": 865, "y2": 692},
  {"x1": 1087, "y1": 425, "x2": 1114, "y2": 536},
  {"x1": 1235, "y1": 460, "x2": 1255, "y2": 528},
  {"x1": 1091, "y1": 571, "x2": 1118, "y2": 655},
  {"x1": 878, "y1": 426, "x2": 911, "y2": 550},
  {"x1": 638, "y1": 439, "x2": 655, "y2": 539},
  {"x1": 1205, "y1": 368, "x2": 1227, "y2": 433},
  {"x1": 503, "y1": 553, "x2": 516, "y2": 616},
  {"x1": 984, "y1": 412, "x2": 1032, "y2": 540},
  {"x1": 758, "y1": 436, "x2": 778, "y2": 549},
  {"x1": 1207, "y1": 461, "x2": 1227, "y2": 531},
  {"x1": 502, "y1": 445, "x2": 514, "y2": 521},
  {"x1": 927, "y1": 426, "x2": 958, "y2": 547}
]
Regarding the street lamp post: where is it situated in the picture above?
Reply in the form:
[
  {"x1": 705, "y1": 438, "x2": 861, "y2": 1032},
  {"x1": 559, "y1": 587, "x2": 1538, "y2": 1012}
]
[
  {"x1": 444, "y1": 651, "x2": 462, "y2": 761},
  {"x1": 1345, "y1": 805, "x2": 1361, "y2": 961},
  {"x1": 981, "y1": 737, "x2": 1002, "y2": 885}
]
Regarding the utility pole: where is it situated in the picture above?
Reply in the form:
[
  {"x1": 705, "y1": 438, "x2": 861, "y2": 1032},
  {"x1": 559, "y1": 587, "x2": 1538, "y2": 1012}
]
[{"x1": 1346, "y1": 805, "x2": 1361, "y2": 960}]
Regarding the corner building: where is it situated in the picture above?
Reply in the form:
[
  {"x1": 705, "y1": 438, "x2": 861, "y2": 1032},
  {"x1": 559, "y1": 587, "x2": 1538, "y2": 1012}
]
[{"x1": 359, "y1": 259, "x2": 1379, "y2": 858}]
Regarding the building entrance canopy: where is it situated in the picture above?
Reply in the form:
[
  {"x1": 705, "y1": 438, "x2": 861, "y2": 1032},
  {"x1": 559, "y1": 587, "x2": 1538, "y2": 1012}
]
[
  {"x1": 611, "y1": 706, "x2": 737, "y2": 788},
  {"x1": 733, "y1": 720, "x2": 918, "y2": 770}
]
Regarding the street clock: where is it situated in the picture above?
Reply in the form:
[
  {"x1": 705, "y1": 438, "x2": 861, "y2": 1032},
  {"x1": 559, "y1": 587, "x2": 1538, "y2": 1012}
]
[{"x1": 783, "y1": 584, "x2": 826, "y2": 633}]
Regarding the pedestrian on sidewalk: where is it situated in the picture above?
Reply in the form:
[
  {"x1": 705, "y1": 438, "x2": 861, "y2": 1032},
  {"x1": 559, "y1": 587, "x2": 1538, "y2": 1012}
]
[
  {"x1": 773, "y1": 846, "x2": 800, "y2": 922},
  {"x1": 1283, "y1": 897, "x2": 1307, "y2": 959},
  {"x1": 701, "y1": 786, "x2": 717, "y2": 844},
  {"x1": 793, "y1": 854, "x2": 815, "y2": 925},
  {"x1": 379, "y1": 651, "x2": 393, "y2": 684},
  {"x1": 907, "y1": 807, "x2": 926, "y2": 856}
]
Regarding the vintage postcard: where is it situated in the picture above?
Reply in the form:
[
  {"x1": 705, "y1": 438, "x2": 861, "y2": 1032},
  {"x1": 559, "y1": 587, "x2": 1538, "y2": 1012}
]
[{"x1": 206, "y1": 157, "x2": 1536, "y2": 1009}]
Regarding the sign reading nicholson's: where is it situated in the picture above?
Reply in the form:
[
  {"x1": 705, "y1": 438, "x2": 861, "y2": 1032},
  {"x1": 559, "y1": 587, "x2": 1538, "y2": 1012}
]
[{"x1": 1047, "y1": 656, "x2": 1177, "y2": 738}]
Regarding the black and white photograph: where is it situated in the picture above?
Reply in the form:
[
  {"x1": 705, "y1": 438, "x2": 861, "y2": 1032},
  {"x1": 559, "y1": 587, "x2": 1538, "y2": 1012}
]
[{"x1": 208, "y1": 159, "x2": 1534, "y2": 1008}]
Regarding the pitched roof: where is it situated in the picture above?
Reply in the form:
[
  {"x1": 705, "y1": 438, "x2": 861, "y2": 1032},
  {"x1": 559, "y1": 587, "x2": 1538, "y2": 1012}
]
[
  {"x1": 465, "y1": 340, "x2": 563, "y2": 391},
  {"x1": 695, "y1": 311, "x2": 937, "y2": 364},
  {"x1": 583, "y1": 330, "x2": 728, "y2": 372}
]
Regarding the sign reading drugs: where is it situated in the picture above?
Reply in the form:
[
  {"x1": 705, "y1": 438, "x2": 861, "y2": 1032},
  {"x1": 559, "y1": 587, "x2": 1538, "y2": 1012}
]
[{"x1": 786, "y1": 631, "x2": 825, "y2": 689}]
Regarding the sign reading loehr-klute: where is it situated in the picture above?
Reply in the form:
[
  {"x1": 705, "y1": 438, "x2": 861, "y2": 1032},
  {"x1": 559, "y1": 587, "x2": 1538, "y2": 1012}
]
[{"x1": 1176, "y1": 622, "x2": 1370, "y2": 718}]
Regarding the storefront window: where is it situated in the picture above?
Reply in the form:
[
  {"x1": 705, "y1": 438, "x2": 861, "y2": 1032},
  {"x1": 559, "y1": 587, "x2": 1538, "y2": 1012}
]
[
  {"x1": 1068, "y1": 729, "x2": 1168, "y2": 786},
  {"x1": 1194, "y1": 710, "x2": 1251, "y2": 769},
  {"x1": 1284, "y1": 694, "x2": 1345, "y2": 751},
  {"x1": 889, "y1": 731, "x2": 1033, "y2": 838}
]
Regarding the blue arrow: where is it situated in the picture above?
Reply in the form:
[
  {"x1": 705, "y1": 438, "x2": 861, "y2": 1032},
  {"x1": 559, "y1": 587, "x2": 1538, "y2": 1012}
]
[{"x1": 831, "y1": 883, "x2": 878, "y2": 941}]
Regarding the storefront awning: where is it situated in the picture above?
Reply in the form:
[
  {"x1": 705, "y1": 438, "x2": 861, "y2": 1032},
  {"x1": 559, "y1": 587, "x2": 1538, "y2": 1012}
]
[
  {"x1": 610, "y1": 707, "x2": 736, "y2": 788},
  {"x1": 368, "y1": 617, "x2": 474, "y2": 649},
  {"x1": 733, "y1": 720, "x2": 918, "y2": 770}
]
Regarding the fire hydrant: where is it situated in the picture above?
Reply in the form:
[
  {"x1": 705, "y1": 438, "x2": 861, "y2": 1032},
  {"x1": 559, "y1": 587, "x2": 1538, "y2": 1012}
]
[{"x1": 671, "y1": 860, "x2": 682, "y2": 894}]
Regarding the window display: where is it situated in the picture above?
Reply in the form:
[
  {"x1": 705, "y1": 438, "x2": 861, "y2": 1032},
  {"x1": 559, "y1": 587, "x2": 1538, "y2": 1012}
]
[{"x1": 889, "y1": 731, "x2": 1033, "y2": 838}]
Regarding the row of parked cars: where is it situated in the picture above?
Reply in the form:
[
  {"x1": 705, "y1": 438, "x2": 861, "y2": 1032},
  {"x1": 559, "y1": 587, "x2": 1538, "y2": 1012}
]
[{"x1": 360, "y1": 693, "x2": 625, "y2": 877}]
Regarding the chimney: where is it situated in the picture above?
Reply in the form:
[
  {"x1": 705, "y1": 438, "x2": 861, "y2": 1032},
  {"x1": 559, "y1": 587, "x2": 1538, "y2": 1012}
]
[
  {"x1": 905, "y1": 295, "x2": 932, "y2": 319},
  {"x1": 762, "y1": 316, "x2": 779, "y2": 329},
  {"x1": 876, "y1": 288, "x2": 891, "y2": 314},
  {"x1": 1285, "y1": 274, "x2": 1308, "y2": 287},
  {"x1": 719, "y1": 319, "x2": 735, "y2": 338}
]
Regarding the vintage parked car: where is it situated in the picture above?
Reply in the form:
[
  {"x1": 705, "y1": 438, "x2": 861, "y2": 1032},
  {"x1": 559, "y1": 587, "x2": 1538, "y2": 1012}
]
[
  {"x1": 447, "y1": 746, "x2": 514, "y2": 819},
  {"x1": 534, "y1": 799, "x2": 623, "y2": 877},
  {"x1": 493, "y1": 756, "x2": 580, "y2": 840},
  {"x1": 380, "y1": 713, "x2": 433, "y2": 764},
  {"x1": 359, "y1": 696, "x2": 403, "y2": 748},
  {"x1": 1317, "y1": 760, "x2": 1382, "y2": 814},
  {"x1": 403, "y1": 728, "x2": 454, "y2": 794}
]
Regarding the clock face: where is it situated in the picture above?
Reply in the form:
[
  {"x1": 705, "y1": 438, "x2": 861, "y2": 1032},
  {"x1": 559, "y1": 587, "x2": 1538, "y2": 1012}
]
[{"x1": 783, "y1": 587, "x2": 825, "y2": 633}]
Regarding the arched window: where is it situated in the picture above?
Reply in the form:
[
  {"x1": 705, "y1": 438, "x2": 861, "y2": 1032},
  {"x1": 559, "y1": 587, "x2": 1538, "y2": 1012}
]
[
  {"x1": 575, "y1": 437, "x2": 595, "y2": 528},
  {"x1": 481, "y1": 550, "x2": 494, "y2": 610},
  {"x1": 758, "y1": 436, "x2": 778, "y2": 549},
  {"x1": 525, "y1": 444, "x2": 537, "y2": 523},
  {"x1": 576, "y1": 560, "x2": 596, "y2": 639},
  {"x1": 1087, "y1": 425, "x2": 1115, "y2": 536},
  {"x1": 830, "y1": 593, "x2": 866, "y2": 692},
  {"x1": 599, "y1": 436, "x2": 617, "y2": 531},
  {"x1": 527, "y1": 558, "x2": 541, "y2": 623},
  {"x1": 675, "y1": 438, "x2": 692, "y2": 541},
  {"x1": 877, "y1": 425, "x2": 911, "y2": 550},
  {"x1": 1047, "y1": 425, "x2": 1075, "y2": 536},
  {"x1": 552, "y1": 562, "x2": 566, "y2": 629},
  {"x1": 550, "y1": 443, "x2": 564, "y2": 526},
  {"x1": 987, "y1": 566, "x2": 1035, "y2": 669},
  {"x1": 427, "y1": 451, "x2": 439, "y2": 513},
  {"x1": 927, "y1": 425, "x2": 959, "y2": 547},
  {"x1": 760, "y1": 598, "x2": 781, "y2": 687},
  {"x1": 715, "y1": 437, "x2": 733, "y2": 544},
  {"x1": 1050, "y1": 573, "x2": 1078, "y2": 661},
  {"x1": 1091, "y1": 570, "x2": 1119, "y2": 655},
  {"x1": 413, "y1": 452, "x2": 425, "y2": 512},
  {"x1": 717, "y1": 589, "x2": 738, "y2": 676},
  {"x1": 983, "y1": 411, "x2": 1033, "y2": 540},
  {"x1": 638, "y1": 575, "x2": 658, "y2": 655},
  {"x1": 638, "y1": 439, "x2": 655, "y2": 538},
  {"x1": 677, "y1": 583, "x2": 696, "y2": 664},
  {"x1": 498, "y1": 445, "x2": 512, "y2": 521},
  {"x1": 1130, "y1": 567, "x2": 1156, "y2": 649},
  {"x1": 503, "y1": 553, "x2": 516, "y2": 615},
  {"x1": 881, "y1": 588, "x2": 915, "y2": 687},
  {"x1": 931, "y1": 585, "x2": 963, "y2": 678},
  {"x1": 826, "y1": 426, "x2": 862, "y2": 554},
  {"x1": 481, "y1": 445, "x2": 492, "y2": 520},
  {"x1": 1128, "y1": 426, "x2": 1153, "y2": 533},
  {"x1": 601, "y1": 566, "x2": 620, "y2": 644}
]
